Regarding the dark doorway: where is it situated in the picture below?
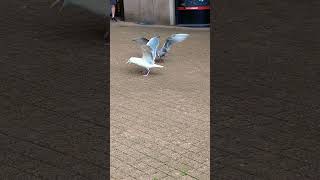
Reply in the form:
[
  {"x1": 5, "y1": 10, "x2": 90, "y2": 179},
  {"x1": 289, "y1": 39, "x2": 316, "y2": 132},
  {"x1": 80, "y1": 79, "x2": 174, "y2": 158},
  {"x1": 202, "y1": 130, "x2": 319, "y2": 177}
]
[{"x1": 175, "y1": 0, "x2": 210, "y2": 27}]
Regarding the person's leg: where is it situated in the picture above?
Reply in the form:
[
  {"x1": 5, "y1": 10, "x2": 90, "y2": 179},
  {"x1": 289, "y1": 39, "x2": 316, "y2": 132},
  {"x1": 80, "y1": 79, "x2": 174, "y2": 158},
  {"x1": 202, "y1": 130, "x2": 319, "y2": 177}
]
[
  {"x1": 111, "y1": 3, "x2": 117, "y2": 22},
  {"x1": 111, "y1": 5, "x2": 115, "y2": 18}
]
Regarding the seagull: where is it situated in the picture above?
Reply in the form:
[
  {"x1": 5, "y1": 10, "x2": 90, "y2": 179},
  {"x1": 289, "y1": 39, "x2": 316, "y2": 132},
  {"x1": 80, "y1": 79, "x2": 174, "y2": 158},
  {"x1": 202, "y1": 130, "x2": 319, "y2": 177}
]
[
  {"x1": 132, "y1": 33, "x2": 190, "y2": 61},
  {"x1": 127, "y1": 36, "x2": 163, "y2": 76}
]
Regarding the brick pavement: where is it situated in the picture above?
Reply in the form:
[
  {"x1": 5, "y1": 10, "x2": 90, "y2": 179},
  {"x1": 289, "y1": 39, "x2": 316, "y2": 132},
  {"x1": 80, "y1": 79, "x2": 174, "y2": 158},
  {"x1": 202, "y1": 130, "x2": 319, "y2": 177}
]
[
  {"x1": 212, "y1": 0, "x2": 320, "y2": 179},
  {"x1": 110, "y1": 23, "x2": 210, "y2": 179},
  {"x1": 0, "y1": 0, "x2": 108, "y2": 179}
]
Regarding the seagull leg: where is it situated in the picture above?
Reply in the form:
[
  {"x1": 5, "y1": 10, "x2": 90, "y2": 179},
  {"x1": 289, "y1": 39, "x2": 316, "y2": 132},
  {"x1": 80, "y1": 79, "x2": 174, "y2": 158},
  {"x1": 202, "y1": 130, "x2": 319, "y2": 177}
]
[
  {"x1": 143, "y1": 69, "x2": 150, "y2": 76},
  {"x1": 156, "y1": 58, "x2": 164, "y2": 63}
]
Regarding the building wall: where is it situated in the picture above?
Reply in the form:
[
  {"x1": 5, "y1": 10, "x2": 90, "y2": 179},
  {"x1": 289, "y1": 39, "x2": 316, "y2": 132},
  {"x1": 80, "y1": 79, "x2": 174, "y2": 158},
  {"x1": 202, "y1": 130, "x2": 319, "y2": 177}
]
[{"x1": 123, "y1": 0, "x2": 172, "y2": 25}]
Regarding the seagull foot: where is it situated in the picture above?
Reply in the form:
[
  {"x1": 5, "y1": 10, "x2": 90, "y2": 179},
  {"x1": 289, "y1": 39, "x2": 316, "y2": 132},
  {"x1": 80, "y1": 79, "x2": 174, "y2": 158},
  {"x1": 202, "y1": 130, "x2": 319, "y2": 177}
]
[
  {"x1": 143, "y1": 70, "x2": 150, "y2": 76},
  {"x1": 155, "y1": 59, "x2": 163, "y2": 63}
]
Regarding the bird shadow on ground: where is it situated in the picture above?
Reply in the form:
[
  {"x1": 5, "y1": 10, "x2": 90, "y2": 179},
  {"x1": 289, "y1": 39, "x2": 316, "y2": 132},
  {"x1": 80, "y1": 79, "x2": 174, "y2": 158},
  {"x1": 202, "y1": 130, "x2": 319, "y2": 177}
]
[{"x1": 123, "y1": 66, "x2": 164, "y2": 77}]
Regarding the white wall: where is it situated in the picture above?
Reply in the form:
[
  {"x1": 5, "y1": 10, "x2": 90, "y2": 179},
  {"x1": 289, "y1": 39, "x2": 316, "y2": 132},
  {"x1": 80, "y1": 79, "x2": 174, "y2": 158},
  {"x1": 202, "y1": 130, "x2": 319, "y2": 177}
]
[{"x1": 123, "y1": 0, "x2": 174, "y2": 25}]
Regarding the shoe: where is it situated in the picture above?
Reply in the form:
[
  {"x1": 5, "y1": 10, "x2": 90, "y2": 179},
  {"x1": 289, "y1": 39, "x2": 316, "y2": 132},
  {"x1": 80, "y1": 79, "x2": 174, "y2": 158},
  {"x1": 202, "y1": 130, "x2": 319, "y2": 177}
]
[{"x1": 112, "y1": 17, "x2": 117, "y2": 22}]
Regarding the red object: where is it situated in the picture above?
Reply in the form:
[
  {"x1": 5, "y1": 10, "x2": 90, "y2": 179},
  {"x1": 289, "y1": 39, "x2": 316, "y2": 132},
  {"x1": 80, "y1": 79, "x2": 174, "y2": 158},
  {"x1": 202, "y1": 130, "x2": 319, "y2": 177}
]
[{"x1": 176, "y1": 6, "x2": 210, "y2": 10}]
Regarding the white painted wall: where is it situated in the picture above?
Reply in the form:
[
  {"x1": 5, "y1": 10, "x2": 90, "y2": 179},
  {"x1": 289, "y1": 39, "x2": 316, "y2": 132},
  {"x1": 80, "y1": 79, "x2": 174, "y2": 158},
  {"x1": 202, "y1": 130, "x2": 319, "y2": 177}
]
[{"x1": 123, "y1": 0, "x2": 175, "y2": 25}]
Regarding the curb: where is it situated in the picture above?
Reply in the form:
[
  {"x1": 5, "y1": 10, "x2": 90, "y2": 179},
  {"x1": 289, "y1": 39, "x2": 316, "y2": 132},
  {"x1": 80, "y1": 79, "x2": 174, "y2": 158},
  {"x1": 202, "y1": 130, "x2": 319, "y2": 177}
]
[{"x1": 110, "y1": 21, "x2": 210, "y2": 31}]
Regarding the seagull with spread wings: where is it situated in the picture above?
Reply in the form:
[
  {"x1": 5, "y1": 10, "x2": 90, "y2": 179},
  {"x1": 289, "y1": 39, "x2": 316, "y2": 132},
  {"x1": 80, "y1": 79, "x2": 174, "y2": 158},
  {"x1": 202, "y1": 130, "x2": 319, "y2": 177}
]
[
  {"x1": 127, "y1": 36, "x2": 163, "y2": 76},
  {"x1": 133, "y1": 33, "x2": 190, "y2": 61}
]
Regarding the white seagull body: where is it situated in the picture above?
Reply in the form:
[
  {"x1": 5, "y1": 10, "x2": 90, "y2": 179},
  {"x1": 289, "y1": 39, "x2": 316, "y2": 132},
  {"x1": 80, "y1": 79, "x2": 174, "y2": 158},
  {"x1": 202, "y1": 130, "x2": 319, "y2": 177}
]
[
  {"x1": 127, "y1": 36, "x2": 163, "y2": 76},
  {"x1": 133, "y1": 33, "x2": 190, "y2": 60}
]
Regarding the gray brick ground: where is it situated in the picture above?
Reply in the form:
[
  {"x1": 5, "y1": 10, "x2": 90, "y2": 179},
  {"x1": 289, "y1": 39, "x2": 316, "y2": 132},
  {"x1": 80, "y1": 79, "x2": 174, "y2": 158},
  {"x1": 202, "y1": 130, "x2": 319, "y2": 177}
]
[
  {"x1": 212, "y1": 0, "x2": 320, "y2": 179},
  {"x1": 0, "y1": 0, "x2": 108, "y2": 179},
  {"x1": 110, "y1": 23, "x2": 210, "y2": 179}
]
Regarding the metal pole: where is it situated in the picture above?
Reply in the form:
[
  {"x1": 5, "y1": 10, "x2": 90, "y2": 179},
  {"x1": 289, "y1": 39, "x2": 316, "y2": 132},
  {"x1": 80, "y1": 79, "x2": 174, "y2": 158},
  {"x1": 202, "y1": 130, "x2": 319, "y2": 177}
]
[{"x1": 169, "y1": 0, "x2": 175, "y2": 25}]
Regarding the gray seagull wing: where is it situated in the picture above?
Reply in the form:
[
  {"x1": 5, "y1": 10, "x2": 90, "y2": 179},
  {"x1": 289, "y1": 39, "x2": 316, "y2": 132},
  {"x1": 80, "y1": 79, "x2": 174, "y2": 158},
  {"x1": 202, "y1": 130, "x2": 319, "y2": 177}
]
[
  {"x1": 161, "y1": 33, "x2": 190, "y2": 54},
  {"x1": 146, "y1": 36, "x2": 160, "y2": 62},
  {"x1": 141, "y1": 45, "x2": 154, "y2": 65},
  {"x1": 132, "y1": 37, "x2": 149, "y2": 46}
]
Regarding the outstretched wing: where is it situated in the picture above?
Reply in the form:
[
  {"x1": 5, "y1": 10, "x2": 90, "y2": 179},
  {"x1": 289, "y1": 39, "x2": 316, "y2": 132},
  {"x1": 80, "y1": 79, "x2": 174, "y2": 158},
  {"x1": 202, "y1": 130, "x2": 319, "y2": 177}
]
[
  {"x1": 162, "y1": 33, "x2": 189, "y2": 52},
  {"x1": 146, "y1": 36, "x2": 160, "y2": 61},
  {"x1": 51, "y1": 0, "x2": 108, "y2": 16},
  {"x1": 132, "y1": 37, "x2": 149, "y2": 46},
  {"x1": 141, "y1": 45, "x2": 154, "y2": 65}
]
